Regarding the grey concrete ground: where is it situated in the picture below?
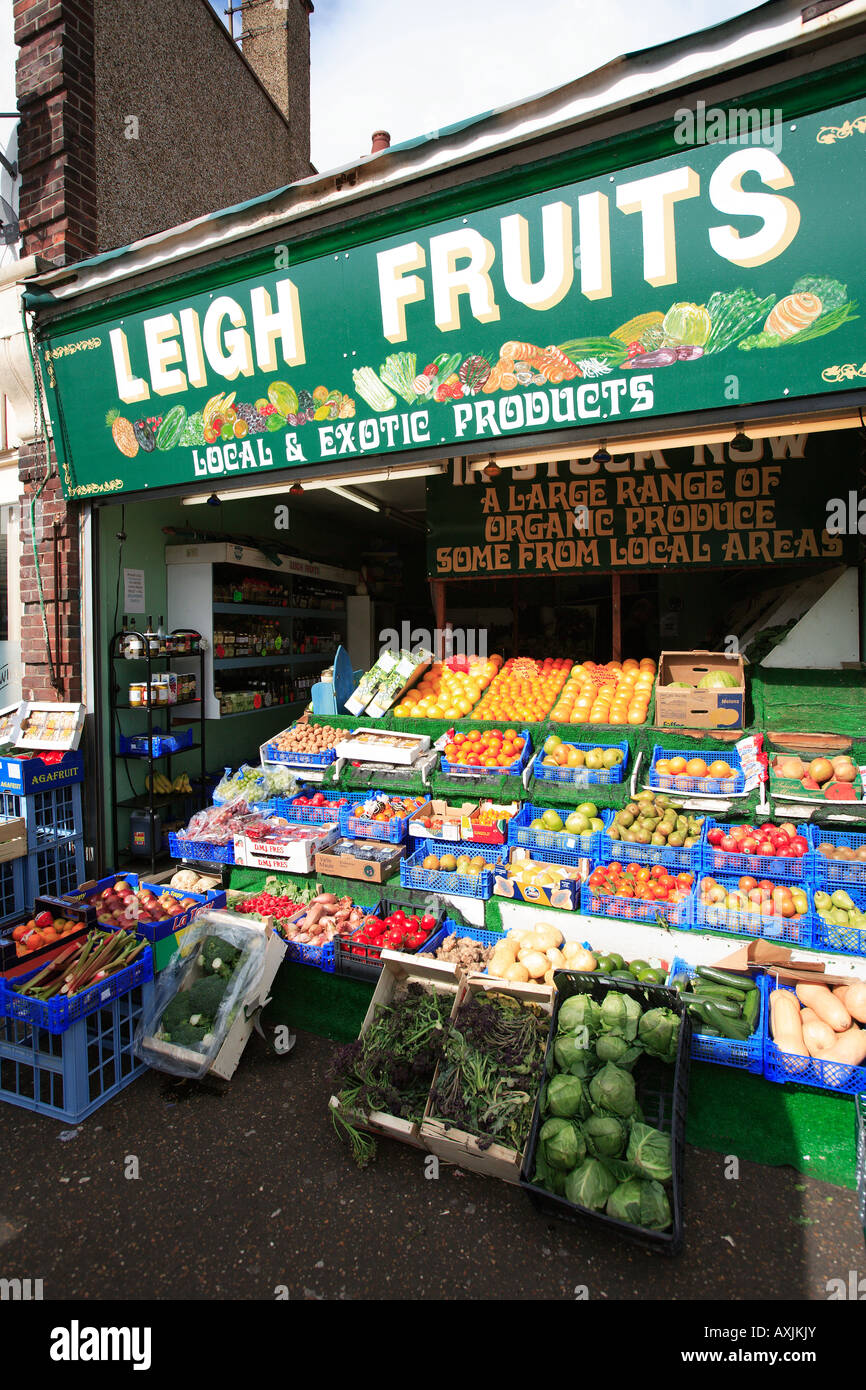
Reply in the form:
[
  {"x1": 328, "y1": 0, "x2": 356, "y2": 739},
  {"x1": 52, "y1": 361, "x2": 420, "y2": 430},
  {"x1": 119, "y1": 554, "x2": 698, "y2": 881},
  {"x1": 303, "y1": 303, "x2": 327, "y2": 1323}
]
[{"x1": 0, "y1": 1030, "x2": 861, "y2": 1301}]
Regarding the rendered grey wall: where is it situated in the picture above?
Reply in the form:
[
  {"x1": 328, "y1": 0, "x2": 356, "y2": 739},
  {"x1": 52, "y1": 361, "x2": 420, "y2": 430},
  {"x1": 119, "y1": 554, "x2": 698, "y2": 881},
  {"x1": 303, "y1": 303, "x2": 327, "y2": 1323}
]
[{"x1": 93, "y1": 0, "x2": 310, "y2": 253}]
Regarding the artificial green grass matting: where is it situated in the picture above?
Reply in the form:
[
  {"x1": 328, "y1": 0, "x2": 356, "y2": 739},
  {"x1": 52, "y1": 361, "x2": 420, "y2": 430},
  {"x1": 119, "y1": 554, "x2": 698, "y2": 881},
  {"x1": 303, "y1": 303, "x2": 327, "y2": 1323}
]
[
  {"x1": 686, "y1": 1062, "x2": 857, "y2": 1190},
  {"x1": 264, "y1": 960, "x2": 375, "y2": 1044}
]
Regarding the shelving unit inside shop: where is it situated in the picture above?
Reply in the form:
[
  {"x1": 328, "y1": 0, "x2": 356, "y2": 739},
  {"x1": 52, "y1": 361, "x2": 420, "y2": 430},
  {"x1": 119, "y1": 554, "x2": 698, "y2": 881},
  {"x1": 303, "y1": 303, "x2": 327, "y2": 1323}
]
[
  {"x1": 109, "y1": 627, "x2": 208, "y2": 876},
  {"x1": 165, "y1": 543, "x2": 358, "y2": 720}
]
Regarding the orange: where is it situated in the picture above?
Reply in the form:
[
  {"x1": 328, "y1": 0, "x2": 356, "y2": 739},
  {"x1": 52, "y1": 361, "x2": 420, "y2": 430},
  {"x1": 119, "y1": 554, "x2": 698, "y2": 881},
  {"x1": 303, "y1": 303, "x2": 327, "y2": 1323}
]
[
  {"x1": 686, "y1": 758, "x2": 708, "y2": 777},
  {"x1": 668, "y1": 757, "x2": 687, "y2": 775}
]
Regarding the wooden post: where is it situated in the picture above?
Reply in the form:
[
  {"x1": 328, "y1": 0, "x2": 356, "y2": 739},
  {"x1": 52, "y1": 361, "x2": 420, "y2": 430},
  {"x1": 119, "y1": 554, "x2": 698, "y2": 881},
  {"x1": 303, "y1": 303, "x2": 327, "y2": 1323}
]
[
  {"x1": 431, "y1": 579, "x2": 446, "y2": 634},
  {"x1": 611, "y1": 573, "x2": 622, "y2": 661}
]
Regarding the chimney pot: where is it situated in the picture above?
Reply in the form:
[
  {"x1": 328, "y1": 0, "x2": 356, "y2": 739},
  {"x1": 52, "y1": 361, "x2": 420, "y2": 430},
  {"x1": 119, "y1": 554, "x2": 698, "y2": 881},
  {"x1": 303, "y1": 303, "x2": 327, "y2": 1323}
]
[{"x1": 371, "y1": 130, "x2": 391, "y2": 154}]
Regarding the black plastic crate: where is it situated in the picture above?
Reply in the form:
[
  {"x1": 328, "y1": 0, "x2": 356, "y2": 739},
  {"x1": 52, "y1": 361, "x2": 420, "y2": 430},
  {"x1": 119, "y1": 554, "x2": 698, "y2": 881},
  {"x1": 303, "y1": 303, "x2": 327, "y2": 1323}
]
[
  {"x1": 335, "y1": 894, "x2": 446, "y2": 983},
  {"x1": 519, "y1": 970, "x2": 691, "y2": 1256}
]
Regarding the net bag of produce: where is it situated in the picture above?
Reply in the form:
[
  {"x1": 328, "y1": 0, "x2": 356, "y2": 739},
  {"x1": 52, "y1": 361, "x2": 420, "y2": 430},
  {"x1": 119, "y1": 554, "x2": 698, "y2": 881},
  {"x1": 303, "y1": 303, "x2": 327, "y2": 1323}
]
[{"x1": 134, "y1": 910, "x2": 268, "y2": 1079}]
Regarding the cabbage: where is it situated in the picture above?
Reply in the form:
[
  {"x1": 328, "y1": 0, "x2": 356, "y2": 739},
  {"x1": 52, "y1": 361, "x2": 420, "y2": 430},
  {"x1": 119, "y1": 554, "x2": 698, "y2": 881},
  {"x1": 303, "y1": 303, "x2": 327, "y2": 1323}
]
[
  {"x1": 582, "y1": 1114, "x2": 627, "y2": 1158},
  {"x1": 553, "y1": 1036, "x2": 598, "y2": 1077},
  {"x1": 662, "y1": 301, "x2": 711, "y2": 347},
  {"x1": 540, "y1": 1117, "x2": 586, "y2": 1171},
  {"x1": 589, "y1": 1062, "x2": 637, "y2": 1118},
  {"x1": 638, "y1": 1008, "x2": 681, "y2": 1064},
  {"x1": 595, "y1": 1033, "x2": 642, "y2": 1069},
  {"x1": 605, "y1": 1177, "x2": 672, "y2": 1230},
  {"x1": 696, "y1": 669, "x2": 739, "y2": 690},
  {"x1": 599, "y1": 991, "x2": 642, "y2": 1041},
  {"x1": 557, "y1": 994, "x2": 601, "y2": 1037},
  {"x1": 546, "y1": 1074, "x2": 591, "y2": 1119},
  {"x1": 565, "y1": 1157, "x2": 619, "y2": 1211},
  {"x1": 626, "y1": 1122, "x2": 672, "y2": 1181}
]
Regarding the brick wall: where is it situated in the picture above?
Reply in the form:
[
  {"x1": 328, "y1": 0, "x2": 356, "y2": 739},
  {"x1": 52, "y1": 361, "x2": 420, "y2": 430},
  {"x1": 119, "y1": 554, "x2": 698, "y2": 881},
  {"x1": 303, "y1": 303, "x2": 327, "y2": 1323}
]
[
  {"x1": 18, "y1": 439, "x2": 82, "y2": 701},
  {"x1": 14, "y1": 0, "x2": 95, "y2": 698}
]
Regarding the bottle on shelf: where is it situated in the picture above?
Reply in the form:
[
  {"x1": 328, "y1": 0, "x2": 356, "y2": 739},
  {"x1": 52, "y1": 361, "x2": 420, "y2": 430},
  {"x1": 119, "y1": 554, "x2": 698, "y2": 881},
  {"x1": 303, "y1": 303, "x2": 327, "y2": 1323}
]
[
  {"x1": 144, "y1": 616, "x2": 160, "y2": 659},
  {"x1": 121, "y1": 616, "x2": 146, "y2": 660}
]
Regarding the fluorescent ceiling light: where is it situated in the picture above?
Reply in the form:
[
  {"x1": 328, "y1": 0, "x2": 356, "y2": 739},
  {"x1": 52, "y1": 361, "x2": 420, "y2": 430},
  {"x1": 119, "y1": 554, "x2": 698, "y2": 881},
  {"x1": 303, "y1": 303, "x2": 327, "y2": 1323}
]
[
  {"x1": 181, "y1": 460, "x2": 446, "y2": 505},
  {"x1": 327, "y1": 485, "x2": 380, "y2": 513}
]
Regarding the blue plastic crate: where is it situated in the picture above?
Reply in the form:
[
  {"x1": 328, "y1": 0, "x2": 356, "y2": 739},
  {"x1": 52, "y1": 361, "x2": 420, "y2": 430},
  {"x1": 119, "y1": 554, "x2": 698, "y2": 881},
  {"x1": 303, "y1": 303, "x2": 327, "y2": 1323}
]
[
  {"x1": 600, "y1": 821, "x2": 706, "y2": 873},
  {"x1": 23, "y1": 835, "x2": 86, "y2": 903},
  {"x1": 702, "y1": 820, "x2": 811, "y2": 885},
  {"x1": 439, "y1": 729, "x2": 532, "y2": 778},
  {"x1": 0, "y1": 856, "x2": 26, "y2": 929},
  {"x1": 335, "y1": 898, "x2": 446, "y2": 982},
  {"x1": 811, "y1": 882, "x2": 866, "y2": 958},
  {"x1": 119, "y1": 728, "x2": 194, "y2": 758},
  {"x1": 168, "y1": 832, "x2": 235, "y2": 865},
  {"x1": 809, "y1": 827, "x2": 866, "y2": 891},
  {"x1": 419, "y1": 919, "x2": 504, "y2": 962},
  {"x1": 533, "y1": 740, "x2": 629, "y2": 787},
  {"x1": 262, "y1": 734, "x2": 337, "y2": 767},
  {"x1": 693, "y1": 871, "x2": 813, "y2": 947},
  {"x1": 400, "y1": 838, "x2": 506, "y2": 899},
  {"x1": 279, "y1": 935, "x2": 337, "y2": 973},
  {"x1": 666, "y1": 955, "x2": 764, "y2": 1073},
  {"x1": 508, "y1": 803, "x2": 612, "y2": 857},
  {"x1": 1, "y1": 941, "x2": 154, "y2": 1035},
  {"x1": 338, "y1": 793, "x2": 425, "y2": 844},
  {"x1": 0, "y1": 979, "x2": 154, "y2": 1122},
  {"x1": 648, "y1": 746, "x2": 745, "y2": 796},
  {"x1": 581, "y1": 876, "x2": 694, "y2": 928},
  {"x1": 0, "y1": 781, "x2": 84, "y2": 853},
  {"x1": 0, "y1": 750, "x2": 84, "y2": 796},
  {"x1": 66, "y1": 873, "x2": 227, "y2": 945},
  {"x1": 763, "y1": 977, "x2": 866, "y2": 1094},
  {"x1": 261, "y1": 788, "x2": 349, "y2": 824}
]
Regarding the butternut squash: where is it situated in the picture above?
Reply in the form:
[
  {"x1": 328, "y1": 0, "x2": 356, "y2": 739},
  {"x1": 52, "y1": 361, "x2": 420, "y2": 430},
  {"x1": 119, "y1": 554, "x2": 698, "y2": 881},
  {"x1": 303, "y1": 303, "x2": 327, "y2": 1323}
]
[
  {"x1": 822, "y1": 1023, "x2": 866, "y2": 1067},
  {"x1": 835, "y1": 981, "x2": 866, "y2": 1023},
  {"x1": 770, "y1": 989, "x2": 809, "y2": 1075},
  {"x1": 795, "y1": 982, "x2": 850, "y2": 1032},
  {"x1": 802, "y1": 1017, "x2": 836, "y2": 1058}
]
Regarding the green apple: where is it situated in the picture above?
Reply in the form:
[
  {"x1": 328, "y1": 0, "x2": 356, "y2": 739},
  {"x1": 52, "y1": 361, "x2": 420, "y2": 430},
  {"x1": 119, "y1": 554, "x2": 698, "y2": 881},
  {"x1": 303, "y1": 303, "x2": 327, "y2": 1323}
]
[
  {"x1": 541, "y1": 809, "x2": 564, "y2": 832},
  {"x1": 576, "y1": 802, "x2": 598, "y2": 819},
  {"x1": 565, "y1": 812, "x2": 590, "y2": 834}
]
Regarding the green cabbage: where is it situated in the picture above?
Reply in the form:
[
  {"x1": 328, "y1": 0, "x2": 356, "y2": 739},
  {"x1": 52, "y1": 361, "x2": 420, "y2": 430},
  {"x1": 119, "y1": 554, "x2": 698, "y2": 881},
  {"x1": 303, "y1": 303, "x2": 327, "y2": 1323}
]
[
  {"x1": 638, "y1": 1008, "x2": 681, "y2": 1064},
  {"x1": 582, "y1": 1114, "x2": 627, "y2": 1158},
  {"x1": 557, "y1": 994, "x2": 601, "y2": 1037},
  {"x1": 589, "y1": 1062, "x2": 637, "y2": 1118},
  {"x1": 595, "y1": 1033, "x2": 642, "y2": 1069},
  {"x1": 553, "y1": 1036, "x2": 598, "y2": 1077},
  {"x1": 546, "y1": 1074, "x2": 591, "y2": 1119},
  {"x1": 626, "y1": 1122, "x2": 673, "y2": 1182},
  {"x1": 662, "y1": 301, "x2": 711, "y2": 347},
  {"x1": 599, "y1": 991, "x2": 642, "y2": 1041},
  {"x1": 540, "y1": 1116, "x2": 586, "y2": 1171},
  {"x1": 605, "y1": 1177, "x2": 672, "y2": 1230},
  {"x1": 565, "y1": 1157, "x2": 619, "y2": 1211}
]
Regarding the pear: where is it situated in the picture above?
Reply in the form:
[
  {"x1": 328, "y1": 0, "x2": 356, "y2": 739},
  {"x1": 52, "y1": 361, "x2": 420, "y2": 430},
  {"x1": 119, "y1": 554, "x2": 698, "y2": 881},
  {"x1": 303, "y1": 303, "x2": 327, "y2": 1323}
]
[{"x1": 831, "y1": 890, "x2": 855, "y2": 911}]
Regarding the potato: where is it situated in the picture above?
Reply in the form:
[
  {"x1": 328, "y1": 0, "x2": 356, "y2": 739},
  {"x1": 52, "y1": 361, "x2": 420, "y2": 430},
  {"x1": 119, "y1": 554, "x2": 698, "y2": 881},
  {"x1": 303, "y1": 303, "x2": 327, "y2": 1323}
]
[
  {"x1": 533, "y1": 923, "x2": 564, "y2": 951},
  {"x1": 521, "y1": 951, "x2": 549, "y2": 980},
  {"x1": 503, "y1": 962, "x2": 530, "y2": 983}
]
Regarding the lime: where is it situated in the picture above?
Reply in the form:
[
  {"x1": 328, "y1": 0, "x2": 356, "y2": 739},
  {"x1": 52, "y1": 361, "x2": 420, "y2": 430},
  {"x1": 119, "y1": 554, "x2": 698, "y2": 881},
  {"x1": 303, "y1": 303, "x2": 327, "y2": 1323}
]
[
  {"x1": 266, "y1": 413, "x2": 287, "y2": 431},
  {"x1": 268, "y1": 381, "x2": 299, "y2": 416}
]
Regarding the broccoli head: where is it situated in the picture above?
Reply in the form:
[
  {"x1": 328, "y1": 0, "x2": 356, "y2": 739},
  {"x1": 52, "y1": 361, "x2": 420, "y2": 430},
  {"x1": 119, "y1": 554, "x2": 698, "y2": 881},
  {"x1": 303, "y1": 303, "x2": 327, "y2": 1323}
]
[
  {"x1": 170, "y1": 1021, "x2": 210, "y2": 1048},
  {"x1": 161, "y1": 992, "x2": 193, "y2": 1033},
  {"x1": 200, "y1": 936, "x2": 241, "y2": 977},
  {"x1": 187, "y1": 973, "x2": 227, "y2": 1019}
]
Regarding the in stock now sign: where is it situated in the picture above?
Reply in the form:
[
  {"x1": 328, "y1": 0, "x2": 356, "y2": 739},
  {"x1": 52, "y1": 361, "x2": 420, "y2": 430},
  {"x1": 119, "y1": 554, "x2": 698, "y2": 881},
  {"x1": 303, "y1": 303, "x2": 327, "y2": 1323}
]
[{"x1": 36, "y1": 97, "x2": 866, "y2": 499}]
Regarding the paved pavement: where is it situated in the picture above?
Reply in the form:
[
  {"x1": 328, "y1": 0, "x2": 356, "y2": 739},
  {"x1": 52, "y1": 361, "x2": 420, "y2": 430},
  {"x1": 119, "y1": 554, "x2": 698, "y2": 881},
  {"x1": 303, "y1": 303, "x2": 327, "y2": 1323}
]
[{"x1": 0, "y1": 1029, "x2": 861, "y2": 1301}]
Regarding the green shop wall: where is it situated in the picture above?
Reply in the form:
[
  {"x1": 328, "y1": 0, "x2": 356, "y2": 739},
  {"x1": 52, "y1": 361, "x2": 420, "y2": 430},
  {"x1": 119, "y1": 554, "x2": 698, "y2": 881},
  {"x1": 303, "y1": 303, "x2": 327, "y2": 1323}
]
[{"x1": 95, "y1": 492, "x2": 366, "y2": 863}]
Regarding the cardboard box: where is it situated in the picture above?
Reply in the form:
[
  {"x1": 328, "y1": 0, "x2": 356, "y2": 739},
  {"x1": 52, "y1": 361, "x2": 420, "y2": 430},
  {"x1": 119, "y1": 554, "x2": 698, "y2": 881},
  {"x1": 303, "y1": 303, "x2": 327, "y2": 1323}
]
[
  {"x1": 233, "y1": 822, "x2": 338, "y2": 874},
  {"x1": 315, "y1": 840, "x2": 405, "y2": 884},
  {"x1": 420, "y1": 972, "x2": 553, "y2": 1183},
  {"x1": 0, "y1": 748, "x2": 84, "y2": 795},
  {"x1": 407, "y1": 799, "x2": 519, "y2": 845},
  {"x1": 365, "y1": 651, "x2": 433, "y2": 720},
  {"x1": 493, "y1": 849, "x2": 585, "y2": 909},
  {"x1": 655, "y1": 651, "x2": 746, "y2": 730},
  {"x1": 345, "y1": 651, "x2": 399, "y2": 717},
  {"x1": 335, "y1": 728, "x2": 431, "y2": 765},
  {"x1": 16, "y1": 701, "x2": 85, "y2": 752},
  {"x1": 329, "y1": 952, "x2": 460, "y2": 1147}
]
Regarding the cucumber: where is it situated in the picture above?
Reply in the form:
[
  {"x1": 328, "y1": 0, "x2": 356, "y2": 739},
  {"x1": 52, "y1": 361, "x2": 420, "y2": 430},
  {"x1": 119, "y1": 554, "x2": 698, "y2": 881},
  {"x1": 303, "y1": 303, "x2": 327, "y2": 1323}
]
[
  {"x1": 692, "y1": 994, "x2": 741, "y2": 1019},
  {"x1": 156, "y1": 404, "x2": 186, "y2": 450},
  {"x1": 701, "y1": 1001, "x2": 752, "y2": 1040},
  {"x1": 432, "y1": 352, "x2": 461, "y2": 380},
  {"x1": 669, "y1": 973, "x2": 690, "y2": 994},
  {"x1": 742, "y1": 988, "x2": 760, "y2": 1034},
  {"x1": 558, "y1": 336, "x2": 628, "y2": 365},
  {"x1": 691, "y1": 982, "x2": 747, "y2": 1003},
  {"x1": 696, "y1": 965, "x2": 756, "y2": 992}
]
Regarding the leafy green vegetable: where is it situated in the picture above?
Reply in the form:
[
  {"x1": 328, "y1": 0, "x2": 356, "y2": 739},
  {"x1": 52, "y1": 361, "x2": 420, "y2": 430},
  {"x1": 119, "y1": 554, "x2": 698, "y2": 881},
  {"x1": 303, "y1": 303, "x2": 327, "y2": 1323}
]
[
  {"x1": 595, "y1": 1033, "x2": 642, "y2": 1069},
  {"x1": 352, "y1": 366, "x2": 396, "y2": 411},
  {"x1": 605, "y1": 1177, "x2": 672, "y2": 1230},
  {"x1": 793, "y1": 274, "x2": 848, "y2": 310},
  {"x1": 379, "y1": 353, "x2": 419, "y2": 406},
  {"x1": 739, "y1": 301, "x2": 858, "y2": 350},
  {"x1": 553, "y1": 1036, "x2": 598, "y2": 1076},
  {"x1": 187, "y1": 974, "x2": 227, "y2": 1018},
  {"x1": 582, "y1": 1114, "x2": 628, "y2": 1159},
  {"x1": 589, "y1": 1062, "x2": 637, "y2": 1118},
  {"x1": 565, "y1": 1157, "x2": 619, "y2": 1211},
  {"x1": 557, "y1": 994, "x2": 601, "y2": 1037},
  {"x1": 703, "y1": 288, "x2": 776, "y2": 355},
  {"x1": 161, "y1": 993, "x2": 192, "y2": 1033},
  {"x1": 599, "y1": 991, "x2": 642, "y2": 1041},
  {"x1": 546, "y1": 1073, "x2": 591, "y2": 1119},
  {"x1": 626, "y1": 1122, "x2": 673, "y2": 1182},
  {"x1": 662, "y1": 302, "x2": 711, "y2": 347},
  {"x1": 637, "y1": 1007, "x2": 680, "y2": 1064},
  {"x1": 540, "y1": 1116, "x2": 586, "y2": 1171}
]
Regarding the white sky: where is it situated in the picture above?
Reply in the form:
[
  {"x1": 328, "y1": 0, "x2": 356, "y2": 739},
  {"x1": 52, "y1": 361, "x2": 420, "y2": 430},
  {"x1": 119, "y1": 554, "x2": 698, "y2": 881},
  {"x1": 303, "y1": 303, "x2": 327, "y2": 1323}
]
[{"x1": 211, "y1": 0, "x2": 763, "y2": 173}]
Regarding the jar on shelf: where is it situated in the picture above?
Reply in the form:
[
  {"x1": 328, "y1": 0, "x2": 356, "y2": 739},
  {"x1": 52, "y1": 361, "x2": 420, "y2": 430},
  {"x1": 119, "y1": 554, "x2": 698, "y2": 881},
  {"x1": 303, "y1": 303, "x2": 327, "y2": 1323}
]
[{"x1": 128, "y1": 682, "x2": 146, "y2": 707}]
